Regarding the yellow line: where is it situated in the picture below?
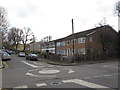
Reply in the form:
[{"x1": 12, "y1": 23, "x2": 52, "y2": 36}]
[{"x1": 2, "y1": 62, "x2": 8, "y2": 70}]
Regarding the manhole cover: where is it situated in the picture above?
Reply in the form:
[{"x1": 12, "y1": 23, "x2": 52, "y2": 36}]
[{"x1": 50, "y1": 82, "x2": 62, "y2": 85}]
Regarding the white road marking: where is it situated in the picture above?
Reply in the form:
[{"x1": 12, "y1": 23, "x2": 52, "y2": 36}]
[
  {"x1": 26, "y1": 72, "x2": 56, "y2": 77},
  {"x1": 92, "y1": 75, "x2": 102, "y2": 78},
  {"x1": 83, "y1": 73, "x2": 118, "y2": 79},
  {"x1": 26, "y1": 72, "x2": 39, "y2": 77},
  {"x1": 64, "y1": 68, "x2": 75, "y2": 74},
  {"x1": 21, "y1": 60, "x2": 39, "y2": 68},
  {"x1": 36, "y1": 83, "x2": 47, "y2": 87},
  {"x1": 103, "y1": 65, "x2": 118, "y2": 69},
  {"x1": 14, "y1": 85, "x2": 28, "y2": 88},
  {"x1": 62, "y1": 79, "x2": 109, "y2": 88},
  {"x1": 39, "y1": 69, "x2": 60, "y2": 74}
]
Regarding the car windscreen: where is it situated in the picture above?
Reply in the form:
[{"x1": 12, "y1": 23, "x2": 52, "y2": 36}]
[{"x1": 31, "y1": 54, "x2": 37, "y2": 56}]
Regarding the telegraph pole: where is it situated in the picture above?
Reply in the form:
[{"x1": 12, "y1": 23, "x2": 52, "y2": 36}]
[
  {"x1": 32, "y1": 35, "x2": 35, "y2": 53},
  {"x1": 72, "y1": 19, "x2": 75, "y2": 63}
]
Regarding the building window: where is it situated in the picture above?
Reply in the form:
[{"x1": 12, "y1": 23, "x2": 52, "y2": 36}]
[
  {"x1": 78, "y1": 37, "x2": 85, "y2": 43},
  {"x1": 72, "y1": 49, "x2": 77, "y2": 54},
  {"x1": 78, "y1": 48, "x2": 86, "y2": 54},
  {"x1": 57, "y1": 42, "x2": 60, "y2": 46},
  {"x1": 57, "y1": 50, "x2": 61, "y2": 54},
  {"x1": 49, "y1": 44, "x2": 51, "y2": 48},
  {"x1": 62, "y1": 41, "x2": 65, "y2": 46},
  {"x1": 72, "y1": 39, "x2": 76, "y2": 44},
  {"x1": 89, "y1": 37, "x2": 92, "y2": 42},
  {"x1": 67, "y1": 40, "x2": 70, "y2": 45},
  {"x1": 52, "y1": 50, "x2": 55, "y2": 54},
  {"x1": 53, "y1": 44, "x2": 55, "y2": 48},
  {"x1": 49, "y1": 50, "x2": 51, "y2": 53},
  {"x1": 62, "y1": 50, "x2": 65, "y2": 55}
]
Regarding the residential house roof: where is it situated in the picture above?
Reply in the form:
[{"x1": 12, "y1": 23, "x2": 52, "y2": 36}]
[{"x1": 54, "y1": 25, "x2": 116, "y2": 42}]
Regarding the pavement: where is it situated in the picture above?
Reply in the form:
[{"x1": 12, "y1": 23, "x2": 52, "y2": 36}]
[{"x1": 38, "y1": 58, "x2": 119, "y2": 66}]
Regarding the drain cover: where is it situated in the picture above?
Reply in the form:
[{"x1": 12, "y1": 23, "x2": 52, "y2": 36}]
[{"x1": 50, "y1": 82, "x2": 62, "y2": 85}]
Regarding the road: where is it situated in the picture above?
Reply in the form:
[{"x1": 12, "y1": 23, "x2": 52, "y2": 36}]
[{"x1": 2, "y1": 54, "x2": 119, "y2": 89}]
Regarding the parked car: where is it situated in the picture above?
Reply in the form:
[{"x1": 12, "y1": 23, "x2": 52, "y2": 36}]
[
  {"x1": 26, "y1": 54, "x2": 38, "y2": 60},
  {"x1": 5, "y1": 50, "x2": 12, "y2": 55},
  {"x1": 18, "y1": 52, "x2": 25, "y2": 57},
  {"x1": 9, "y1": 50, "x2": 15, "y2": 54},
  {"x1": 2, "y1": 52, "x2": 11, "y2": 60}
]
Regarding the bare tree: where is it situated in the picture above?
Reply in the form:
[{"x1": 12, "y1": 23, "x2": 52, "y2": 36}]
[
  {"x1": 0, "y1": 7, "x2": 8, "y2": 44},
  {"x1": 115, "y1": 1, "x2": 120, "y2": 17},
  {"x1": 21, "y1": 27, "x2": 33, "y2": 51},
  {"x1": 115, "y1": 1, "x2": 120, "y2": 57},
  {"x1": 8, "y1": 27, "x2": 23, "y2": 51}
]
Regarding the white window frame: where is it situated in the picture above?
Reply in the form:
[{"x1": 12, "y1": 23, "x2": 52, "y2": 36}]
[
  {"x1": 62, "y1": 41, "x2": 65, "y2": 46},
  {"x1": 89, "y1": 37, "x2": 92, "y2": 42},
  {"x1": 52, "y1": 50, "x2": 55, "y2": 54},
  {"x1": 72, "y1": 39, "x2": 76, "y2": 44},
  {"x1": 62, "y1": 50, "x2": 65, "y2": 55},
  {"x1": 72, "y1": 49, "x2": 77, "y2": 54},
  {"x1": 78, "y1": 48, "x2": 86, "y2": 54},
  {"x1": 57, "y1": 42, "x2": 60, "y2": 46},
  {"x1": 57, "y1": 50, "x2": 61, "y2": 54},
  {"x1": 67, "y1": 40, "x2": 70, "y2": 45},
  {"x1": 78, "y1": 37, "x2": 85, "y2": 44},
  {"x1": 49, "y1": 44, "x2": 51, "y2": 48}
]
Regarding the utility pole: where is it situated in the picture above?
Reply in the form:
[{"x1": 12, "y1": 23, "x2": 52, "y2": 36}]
[
  {"x1": 60, "y1": 40, "x2": 63, "y2": 65},
  {"x1": 32, "y1": 35, "x2": 35, "y2": 53},
  {"x1": 72, "y1": 19, "x2": 75, "y2": 63}
]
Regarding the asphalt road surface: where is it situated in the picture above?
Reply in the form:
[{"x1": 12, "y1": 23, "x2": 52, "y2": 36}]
[{"x1": 2, "y1": 54, "x2": 119, "y2": 89}]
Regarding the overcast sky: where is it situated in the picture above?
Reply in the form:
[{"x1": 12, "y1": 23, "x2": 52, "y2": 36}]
[{"x1": 0, "y1": 0, "x2": 118, "y2": 41}]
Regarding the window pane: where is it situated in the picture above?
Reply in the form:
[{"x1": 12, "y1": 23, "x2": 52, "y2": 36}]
[
  {"x1": 67, "y1": 40, "x2": 70, "y2": 44},
  {"x1": 90, "y1": 37, "x2": 92, "y2": 42},
  {"x1": 78, "y1": 37, "x2": 85, "y2": 43}
]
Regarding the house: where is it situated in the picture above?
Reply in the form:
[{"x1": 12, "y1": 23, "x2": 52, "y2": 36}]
[
  {"x1": 29, "y1": 42, "x2": 41, "y2": 52},
  {"x1": 40, "y1": 41, "x2": 55, "y2": 54},
  {"x1": 54, "y1": 25, "x2": 118, "y2": 57},
  {"x1": 14, "y1": 44, "x2": 24, "y2": 51}
]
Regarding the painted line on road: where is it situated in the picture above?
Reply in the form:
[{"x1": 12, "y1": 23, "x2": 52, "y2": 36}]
[
  {"x1": 62, "y1": 79, "x2": 109, "y2": 88},
  {"x1": 36, "y1": 83, "x2": 47, "y2": 87},
  {"x1": 103, "y1": 65, "x2": 118, "y2": 69},
  {"x1": 83, "y1": 73, "x2": 118, "y2": 79},
  {"x1": 2, "y1": 62, "x2": 8, "y2": 70},
  {"x1": 26, "y1": 72, "x2": 39, "y2": 77},
  {"x1": 26, "y1": 72, "x2": 56, "y2": 77},
  {"x1": 14, "y1": 85, "x2": 28, "y2": 88},
  {"x1": 21, "y1": 60, "x2": 39, "y2": 68},
  {"x1": 64, "y1": 68, "x2": 75, "y2": 74}
]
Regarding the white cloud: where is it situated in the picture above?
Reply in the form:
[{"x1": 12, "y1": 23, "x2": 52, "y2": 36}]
[{"x1": 0, "y1": 0, "x2": 118, "y2": 41}]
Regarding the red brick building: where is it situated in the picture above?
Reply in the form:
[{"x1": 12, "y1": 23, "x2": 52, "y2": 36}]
[{"x1": 55, "y1": 25, "x2": 118, "y2": 57}]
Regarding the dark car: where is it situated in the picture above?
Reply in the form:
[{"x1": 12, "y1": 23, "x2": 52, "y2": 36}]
[
  {"x1": 26, "y1": 54, "x2": 38, "y2": 60},
  {"x1": 2, "y1": 52, "x2": 11, "y2": 60}
]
